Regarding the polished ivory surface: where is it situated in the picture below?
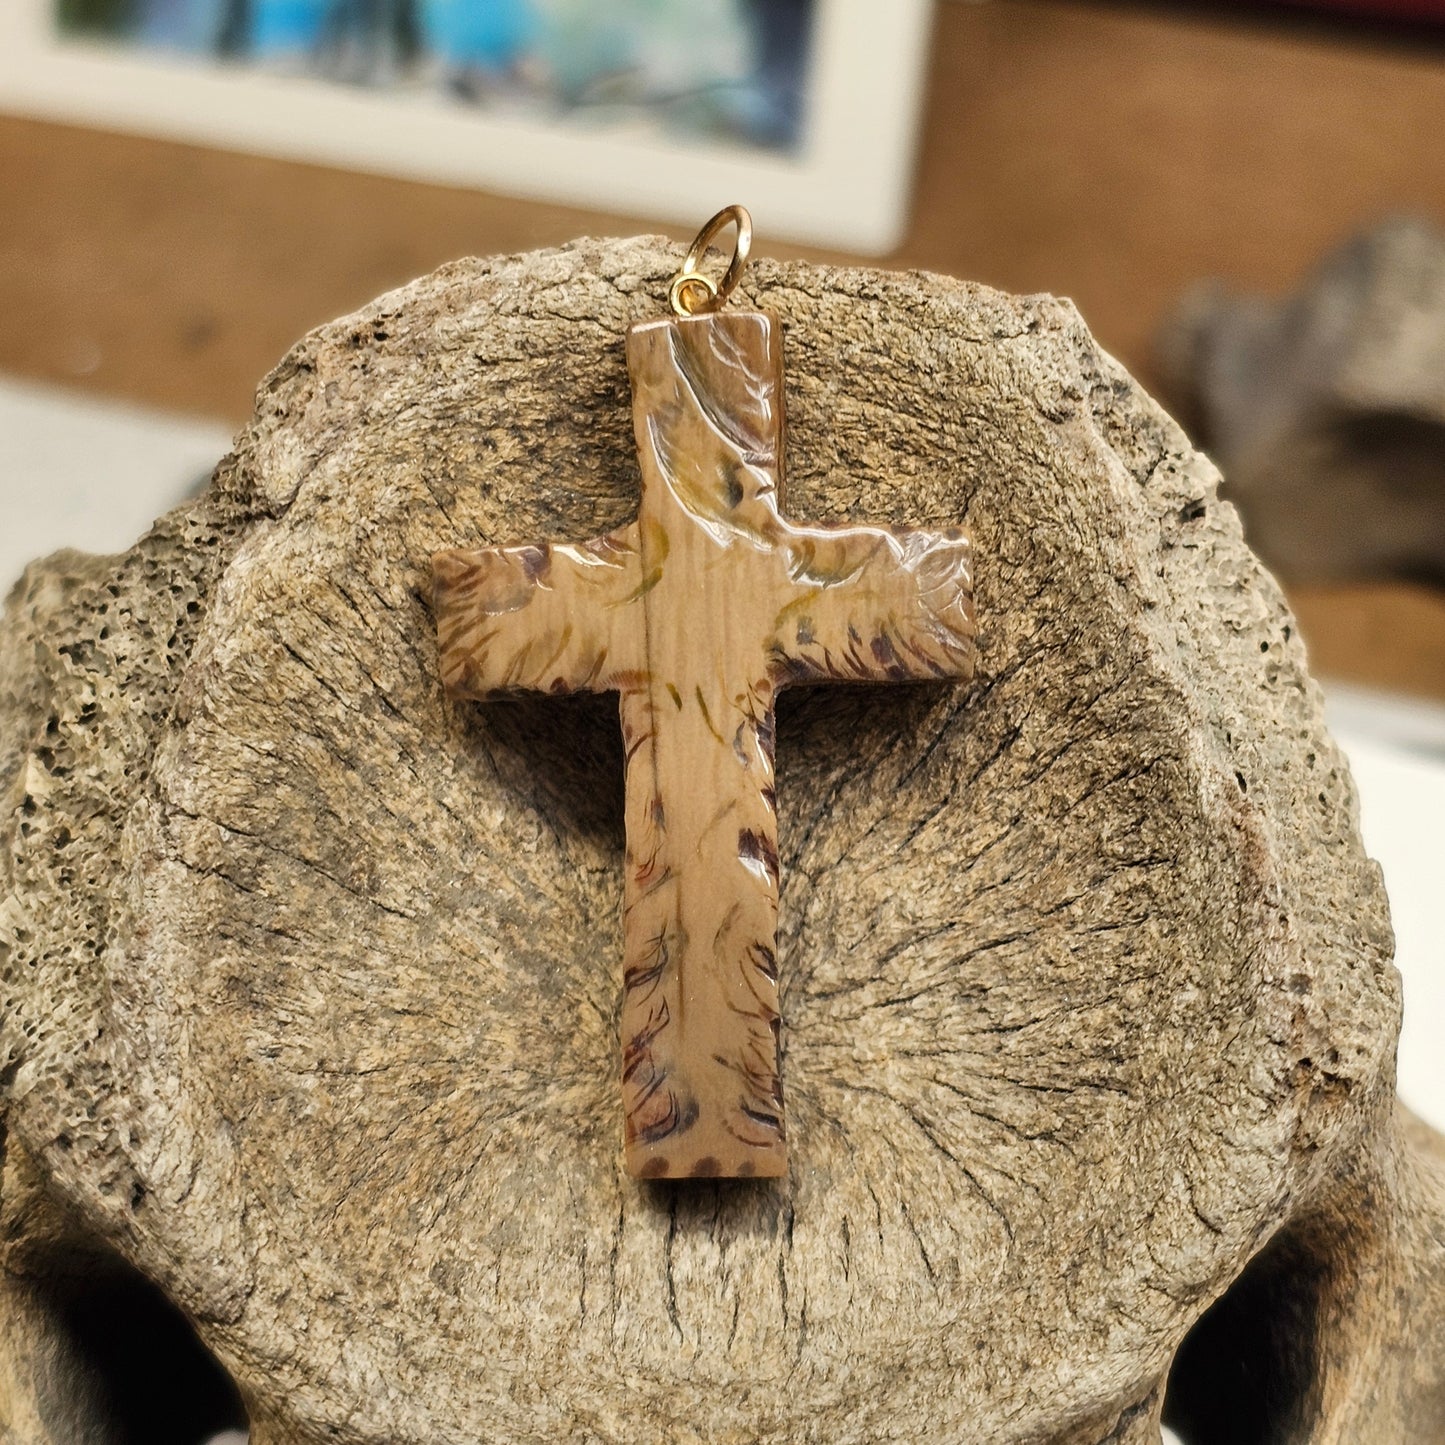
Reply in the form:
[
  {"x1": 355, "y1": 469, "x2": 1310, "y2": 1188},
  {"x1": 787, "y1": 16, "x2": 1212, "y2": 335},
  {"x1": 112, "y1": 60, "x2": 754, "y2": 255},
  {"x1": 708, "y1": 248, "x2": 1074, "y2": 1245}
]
[{"x1": 435, "y1": 309, "x2": 975, "y2": 1178}]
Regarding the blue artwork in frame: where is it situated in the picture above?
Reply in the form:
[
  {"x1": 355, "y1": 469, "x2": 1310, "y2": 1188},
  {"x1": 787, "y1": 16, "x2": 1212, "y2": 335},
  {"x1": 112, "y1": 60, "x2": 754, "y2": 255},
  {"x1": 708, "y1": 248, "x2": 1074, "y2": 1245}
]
[{"x1": 53, "y1": 0, "x2": 817, "y2": 154}]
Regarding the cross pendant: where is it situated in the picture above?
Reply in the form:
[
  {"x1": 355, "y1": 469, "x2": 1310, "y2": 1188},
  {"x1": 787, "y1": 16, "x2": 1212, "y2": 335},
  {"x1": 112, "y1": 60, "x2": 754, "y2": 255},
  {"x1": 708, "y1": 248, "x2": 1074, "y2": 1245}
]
[{"x1": 434, "y1": 305, "x2": 975, "y2": 1179}]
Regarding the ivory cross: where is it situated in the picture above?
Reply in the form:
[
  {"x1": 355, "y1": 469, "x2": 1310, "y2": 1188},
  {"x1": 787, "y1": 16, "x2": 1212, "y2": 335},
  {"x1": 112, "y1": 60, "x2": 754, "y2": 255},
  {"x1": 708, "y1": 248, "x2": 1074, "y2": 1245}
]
[{"x1": 434, "y1": 308, "x2": 975, "y2": 1179}]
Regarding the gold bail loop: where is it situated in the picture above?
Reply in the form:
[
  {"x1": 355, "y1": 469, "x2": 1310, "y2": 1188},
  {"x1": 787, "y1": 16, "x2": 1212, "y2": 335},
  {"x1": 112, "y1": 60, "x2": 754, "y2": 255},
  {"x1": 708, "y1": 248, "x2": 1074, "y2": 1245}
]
[{"x1": 668, "y1": 204, "x2": 753, "y2": 317}]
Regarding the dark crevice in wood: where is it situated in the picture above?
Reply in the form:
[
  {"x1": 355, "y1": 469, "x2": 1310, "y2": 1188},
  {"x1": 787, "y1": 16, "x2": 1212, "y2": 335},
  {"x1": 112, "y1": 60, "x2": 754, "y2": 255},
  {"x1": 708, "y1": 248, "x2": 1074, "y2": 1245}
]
[
  {"x1": 20, "y1": 1242, "x2": 248, "y2": 1445},
  {"x1": 1162, "y1": 1214, "x2": 1337, "y2": 1443}
]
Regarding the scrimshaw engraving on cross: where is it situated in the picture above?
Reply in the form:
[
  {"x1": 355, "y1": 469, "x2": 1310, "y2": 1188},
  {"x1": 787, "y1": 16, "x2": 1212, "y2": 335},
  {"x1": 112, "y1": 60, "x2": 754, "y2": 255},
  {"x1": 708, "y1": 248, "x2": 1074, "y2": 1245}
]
[{"x1": 434, "y1": 309, "x2": 975, "y2": 1179}]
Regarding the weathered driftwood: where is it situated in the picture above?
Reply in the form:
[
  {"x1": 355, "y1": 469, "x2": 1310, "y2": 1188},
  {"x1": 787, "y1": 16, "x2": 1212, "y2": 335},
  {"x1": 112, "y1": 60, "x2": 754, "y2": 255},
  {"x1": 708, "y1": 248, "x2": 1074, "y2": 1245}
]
[
  {"x1": 1157, "y1": 215, "x2": 1445, "y2": 584},
  {"x1": 1, "y1": 238, "x2": 1442, "y2": 1445},
  {"x1": 435, "y1": 307, "x2": 974, "y2": 1180}
]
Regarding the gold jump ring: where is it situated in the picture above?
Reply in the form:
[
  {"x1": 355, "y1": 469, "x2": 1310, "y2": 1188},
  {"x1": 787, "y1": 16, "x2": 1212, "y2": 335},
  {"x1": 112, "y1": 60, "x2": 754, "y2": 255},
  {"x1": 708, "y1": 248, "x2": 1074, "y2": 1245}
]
[
  {"x1": 668, "y1": 271, "x2": 718, "y2": 317},
  {"x1": 668, "y1": 204, "x2": 752, "y2": 317}
]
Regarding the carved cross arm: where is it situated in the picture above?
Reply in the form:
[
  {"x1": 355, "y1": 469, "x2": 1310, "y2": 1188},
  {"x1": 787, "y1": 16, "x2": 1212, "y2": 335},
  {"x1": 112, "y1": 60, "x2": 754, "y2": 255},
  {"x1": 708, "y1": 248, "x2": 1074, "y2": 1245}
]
[
  {"x1": 433, "y1": 525, "x2": 643, "y2": 698},
  {"x1": 768, "y1": 523, "x2": 977, "y2": 688}
]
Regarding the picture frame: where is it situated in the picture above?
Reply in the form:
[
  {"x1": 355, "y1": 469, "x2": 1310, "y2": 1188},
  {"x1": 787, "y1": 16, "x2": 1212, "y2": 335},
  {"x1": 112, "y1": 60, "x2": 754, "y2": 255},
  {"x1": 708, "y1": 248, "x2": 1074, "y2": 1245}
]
[{"x1": 0, "y1": 0, "x2": 933, "y2": 253}]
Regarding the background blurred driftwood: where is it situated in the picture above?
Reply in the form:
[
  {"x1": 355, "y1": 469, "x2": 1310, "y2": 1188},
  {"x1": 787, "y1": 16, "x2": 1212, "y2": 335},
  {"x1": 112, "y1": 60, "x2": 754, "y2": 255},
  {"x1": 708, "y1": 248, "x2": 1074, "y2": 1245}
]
[{"x1": 1159, "y1": 216, "x2": 1445, "y2": 586}]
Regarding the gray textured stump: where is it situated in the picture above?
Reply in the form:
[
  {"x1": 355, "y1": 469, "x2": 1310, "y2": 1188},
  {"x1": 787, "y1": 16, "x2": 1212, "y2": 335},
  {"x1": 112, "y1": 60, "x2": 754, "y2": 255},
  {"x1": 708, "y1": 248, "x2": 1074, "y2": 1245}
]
[{"x1": 1, "y1": 238, "x2": 1442, "y2": 1445}]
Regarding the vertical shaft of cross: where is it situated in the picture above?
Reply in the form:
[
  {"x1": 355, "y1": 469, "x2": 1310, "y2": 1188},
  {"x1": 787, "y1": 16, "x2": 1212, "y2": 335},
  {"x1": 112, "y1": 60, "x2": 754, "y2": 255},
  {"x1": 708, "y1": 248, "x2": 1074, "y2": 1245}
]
[
  {"x1": 615, "y1": 312, "x2": 791, "y2": 1178},
  {"x1": 618, "y1": 683, "x2": 784, "y2": 1178}
]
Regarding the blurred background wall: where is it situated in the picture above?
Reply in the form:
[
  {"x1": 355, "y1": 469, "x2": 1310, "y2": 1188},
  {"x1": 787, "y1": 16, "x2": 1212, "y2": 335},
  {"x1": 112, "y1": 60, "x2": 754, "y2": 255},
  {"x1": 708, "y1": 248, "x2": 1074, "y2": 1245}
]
[{"x1": 4, "y1": 0, "x2": 1445, "y2": 692}]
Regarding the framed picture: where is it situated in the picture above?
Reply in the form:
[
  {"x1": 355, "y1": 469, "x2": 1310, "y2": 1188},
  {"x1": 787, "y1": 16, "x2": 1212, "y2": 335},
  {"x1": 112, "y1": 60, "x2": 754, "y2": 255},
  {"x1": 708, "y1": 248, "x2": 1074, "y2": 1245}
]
[{"x1": 0, "y1": 0, "x2": 933, "y2": 253}]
